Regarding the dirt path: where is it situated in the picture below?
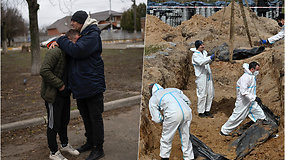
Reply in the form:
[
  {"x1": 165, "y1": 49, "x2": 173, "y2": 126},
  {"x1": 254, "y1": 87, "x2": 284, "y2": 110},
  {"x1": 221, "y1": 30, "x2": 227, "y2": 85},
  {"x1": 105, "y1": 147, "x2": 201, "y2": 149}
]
[{"x1": 1, "y1": 105, "x2": 140, "y2": 160}]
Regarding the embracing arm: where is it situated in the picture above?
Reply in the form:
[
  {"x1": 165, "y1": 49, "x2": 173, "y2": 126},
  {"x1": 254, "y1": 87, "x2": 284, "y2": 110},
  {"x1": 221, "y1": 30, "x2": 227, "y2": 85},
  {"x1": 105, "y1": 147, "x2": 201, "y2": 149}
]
[{"x1": 57, "y1": 31, "x2": 102, "y2": 59}]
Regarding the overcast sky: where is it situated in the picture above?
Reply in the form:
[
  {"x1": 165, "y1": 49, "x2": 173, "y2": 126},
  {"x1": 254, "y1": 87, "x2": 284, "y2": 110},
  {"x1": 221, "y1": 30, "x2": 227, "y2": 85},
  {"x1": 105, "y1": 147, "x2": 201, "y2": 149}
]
[{"x1": 6, "y1": 0, "x2": 146, "y2": 28}]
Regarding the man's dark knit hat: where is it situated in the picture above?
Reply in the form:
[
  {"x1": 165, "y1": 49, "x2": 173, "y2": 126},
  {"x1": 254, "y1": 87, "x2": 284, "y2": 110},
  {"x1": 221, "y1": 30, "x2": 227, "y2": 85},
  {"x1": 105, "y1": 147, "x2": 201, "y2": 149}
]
[
  {"x1": 195, "y1": 40, "x2": 203, "y2": 49},
  {"x1": 71, "y1": 11, "x2": 88, "y2": 24}
]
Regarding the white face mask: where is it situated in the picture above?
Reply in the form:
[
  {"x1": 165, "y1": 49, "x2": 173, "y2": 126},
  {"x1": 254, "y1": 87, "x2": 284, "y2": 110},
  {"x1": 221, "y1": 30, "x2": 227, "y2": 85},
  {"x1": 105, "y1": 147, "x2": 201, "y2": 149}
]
[{"x1": 254, "y1": 71, "x2": 259, "y2": 76}]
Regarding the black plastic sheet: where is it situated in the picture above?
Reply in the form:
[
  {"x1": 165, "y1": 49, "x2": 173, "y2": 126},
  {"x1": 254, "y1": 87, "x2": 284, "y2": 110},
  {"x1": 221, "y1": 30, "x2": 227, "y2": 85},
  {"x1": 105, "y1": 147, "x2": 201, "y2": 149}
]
[
  {"x1": 209, "y1": 43, "x2": 265, "y2": 61},
  {"x1": 190, "y1": 134, "x2": 229, "y2": 160},
  {"x1": 230, "y1": 101, "x2": 279, "y2": 159}
]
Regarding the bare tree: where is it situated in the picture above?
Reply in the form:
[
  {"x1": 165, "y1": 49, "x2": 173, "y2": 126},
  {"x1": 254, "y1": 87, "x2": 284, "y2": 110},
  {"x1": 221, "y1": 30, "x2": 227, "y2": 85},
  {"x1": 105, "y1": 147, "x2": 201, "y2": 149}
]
[
  {"x1": 1, "y1": 2, "x2": 28, "y2": 53},
  {"x1": 2, "y1": 8, "x2": 27, "y2": 46},
  {"x1": 26, "y1": 0, "x2": 41, "y2": 75},
  {"x1": 1, "y1": 4, "x2": 8, "y2": 54}
]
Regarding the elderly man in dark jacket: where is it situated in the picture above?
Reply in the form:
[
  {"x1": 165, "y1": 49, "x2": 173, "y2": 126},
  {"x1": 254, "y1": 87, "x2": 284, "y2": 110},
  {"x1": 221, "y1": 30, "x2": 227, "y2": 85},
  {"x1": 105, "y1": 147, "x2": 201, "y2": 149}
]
[
  {"x1": 51, "y1": 10, "x2": 106, "y2": 160},
  {"x1": 40, "y1": 29, "x2": 80, "y2": 160}
]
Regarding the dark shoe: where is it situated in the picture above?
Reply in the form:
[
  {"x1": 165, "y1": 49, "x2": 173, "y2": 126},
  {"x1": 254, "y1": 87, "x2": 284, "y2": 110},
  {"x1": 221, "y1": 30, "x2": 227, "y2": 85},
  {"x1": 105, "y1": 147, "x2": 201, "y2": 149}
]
[
  {"x1": 161, "y1": 158, "x2": 169, "y2": 160},
  {"x1": 198, "y1": 113, "x2": 206, "y2": 118},
  {"x1": 204, "y1": 111, "x2": 214, "y2": 118},
  {"x1": 86, "y1": 149, "x2": 105, "y2": 160},
  {"x1": 220, "y1": 131, "x2": 230, "y2": 136},
  {"x1": 76, "y1": 143, "x2": 93, "y2": 153}
]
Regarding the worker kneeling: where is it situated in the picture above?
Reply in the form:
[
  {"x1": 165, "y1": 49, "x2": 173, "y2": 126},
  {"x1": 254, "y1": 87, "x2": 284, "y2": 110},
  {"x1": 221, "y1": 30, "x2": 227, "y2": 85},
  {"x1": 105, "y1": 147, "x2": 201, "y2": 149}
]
[
  {"x1": 220, "y1": 62, "x2": 266, "y2": 136},
  {"x1": 148, "y1": 83, "x2": 194, "y2": 160}
]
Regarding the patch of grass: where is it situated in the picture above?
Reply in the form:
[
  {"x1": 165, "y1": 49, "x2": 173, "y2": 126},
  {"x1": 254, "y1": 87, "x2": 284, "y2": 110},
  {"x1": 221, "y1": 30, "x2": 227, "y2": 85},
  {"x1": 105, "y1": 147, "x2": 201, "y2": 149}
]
[
  {"x1": 102, "y1": 48, "x2": 143, "y2": 66},
  {"x1": 1, "y1": 49, "x2": 48, "y2": 73},
  {"x1": 144, "y1": 45, "x2": 164, "y2": 55}
]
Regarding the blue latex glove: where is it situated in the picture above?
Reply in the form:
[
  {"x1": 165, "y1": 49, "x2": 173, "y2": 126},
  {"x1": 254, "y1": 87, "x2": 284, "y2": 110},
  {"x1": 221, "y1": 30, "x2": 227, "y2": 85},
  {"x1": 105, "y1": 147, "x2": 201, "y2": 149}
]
[
  {"x1": 260, "y1": 39, "x2": 267, "y2": 44},
  {"x1": 210, "y1": 54, "x2": 215, "y2": 60}
]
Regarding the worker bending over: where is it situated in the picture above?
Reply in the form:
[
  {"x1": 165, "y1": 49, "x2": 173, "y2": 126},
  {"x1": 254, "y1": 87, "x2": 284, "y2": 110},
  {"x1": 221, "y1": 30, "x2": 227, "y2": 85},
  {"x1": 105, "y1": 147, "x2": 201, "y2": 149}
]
[{"x1": 148, "y1": 83, "x2": 194, "y2": 160}]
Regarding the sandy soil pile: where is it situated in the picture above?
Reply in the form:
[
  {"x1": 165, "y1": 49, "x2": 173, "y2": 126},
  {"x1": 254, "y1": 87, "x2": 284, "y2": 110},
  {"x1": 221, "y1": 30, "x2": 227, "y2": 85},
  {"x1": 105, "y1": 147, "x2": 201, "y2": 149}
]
[
  {"x1": 139, "y1": 2, "x2": 284, "y2": 160},
  {"x1": 146, "y1": 2, "x2": 280, "y2": 49},
  {"x1": 145, "y1": 15, "x2": 176, "y2": 46}
]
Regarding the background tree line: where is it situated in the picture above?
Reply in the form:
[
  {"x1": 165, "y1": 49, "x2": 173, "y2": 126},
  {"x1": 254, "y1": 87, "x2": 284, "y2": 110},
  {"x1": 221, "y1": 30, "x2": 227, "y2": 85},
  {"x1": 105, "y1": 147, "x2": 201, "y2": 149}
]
[
  {"x1": 121, "y1": 3, "x2": 146, "y2": 32},
  {"x1": 1, "y1": 2, "x2": 28, "y2": 52}
]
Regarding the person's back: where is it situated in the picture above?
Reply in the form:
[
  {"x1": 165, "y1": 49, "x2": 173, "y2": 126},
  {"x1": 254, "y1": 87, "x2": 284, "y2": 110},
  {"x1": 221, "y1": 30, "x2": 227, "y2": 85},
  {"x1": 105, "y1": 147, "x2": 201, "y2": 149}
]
[
  {"x1": 150, "y1": 88, "x2": 192, "y2": 120},
  {"x1": 40, "y1": 47, "x2": 67, "y2": 103},
  {"x1": 148, "y1": 83, "x2": 194, "y2": 160}
]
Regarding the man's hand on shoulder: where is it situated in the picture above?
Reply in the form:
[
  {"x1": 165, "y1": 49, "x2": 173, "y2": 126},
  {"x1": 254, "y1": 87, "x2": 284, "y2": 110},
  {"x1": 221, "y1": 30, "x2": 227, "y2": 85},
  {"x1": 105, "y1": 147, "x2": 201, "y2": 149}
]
[
  {"x1": 59, "y1": 85, "x2": 65, "y2": 91},
  {"x1": 48, "y1": 41, "x2": 59, "y2": 49}
]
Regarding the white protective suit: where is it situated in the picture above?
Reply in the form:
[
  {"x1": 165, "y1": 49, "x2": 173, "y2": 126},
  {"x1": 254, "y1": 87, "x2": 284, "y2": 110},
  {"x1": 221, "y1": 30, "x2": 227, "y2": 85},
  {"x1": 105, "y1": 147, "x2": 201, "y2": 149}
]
[
  {"x1": 268, "y1": 25, "x2": 284, "y2": 44},
  {"x1": 149, "y1": 83, "x2": 194, "y2": 160},
  {"x1": 221, "y1": 63, "x2": 266, "y2": 135},
  {"x1": 191, "y1": 48, "x2": 214, "y2": 114}
]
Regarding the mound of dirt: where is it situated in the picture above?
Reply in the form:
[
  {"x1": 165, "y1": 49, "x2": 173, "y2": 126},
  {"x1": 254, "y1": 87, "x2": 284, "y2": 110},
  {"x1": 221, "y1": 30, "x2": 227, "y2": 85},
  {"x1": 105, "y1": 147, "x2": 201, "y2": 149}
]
[
  {"x1": 146, "y1": 2, "x2": 280, "y2": 50},
  {"x1": 139, "y1": 2, "x2": 284, "y2": 160},
  {"x1": 145, "y1": 15, "x2": 177, "y2": 46}
]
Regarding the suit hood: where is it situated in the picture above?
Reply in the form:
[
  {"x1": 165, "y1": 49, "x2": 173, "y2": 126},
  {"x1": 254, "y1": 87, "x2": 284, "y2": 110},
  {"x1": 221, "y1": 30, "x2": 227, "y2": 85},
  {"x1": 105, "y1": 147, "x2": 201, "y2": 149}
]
[
  {"x1": 243, "y1": 63, "x2": 254, "y2": 75},
  {"x1": 152, "y1": 83, "x2": 163, "y2": 95}
]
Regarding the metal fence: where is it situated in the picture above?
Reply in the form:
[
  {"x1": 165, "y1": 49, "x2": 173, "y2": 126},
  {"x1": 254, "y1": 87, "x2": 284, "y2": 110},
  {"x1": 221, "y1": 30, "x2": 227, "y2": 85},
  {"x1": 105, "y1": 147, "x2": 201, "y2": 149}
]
[
  {"x1": 101, "y1": 30, "x2": 143, "y2": 41},
  {"x1": 148, "y1": 6, "x2": 283, "y2": 27}
]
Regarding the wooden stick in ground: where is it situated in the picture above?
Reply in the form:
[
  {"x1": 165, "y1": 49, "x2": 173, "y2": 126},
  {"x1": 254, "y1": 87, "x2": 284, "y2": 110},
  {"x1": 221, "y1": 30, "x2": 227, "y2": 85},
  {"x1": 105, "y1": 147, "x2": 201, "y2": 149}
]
[
  {"x1": 229, "y1": 0, "x2": 235, "y2": 62},
  {"x1": 245, "y1": 0, "x2": 263, "y2": 41},
  {"x1": 238, "y1": 0, "x2": 253, "y2": 47},
  {"x1": 219, "y1": 0, "x2": 227, "y2": 32}
]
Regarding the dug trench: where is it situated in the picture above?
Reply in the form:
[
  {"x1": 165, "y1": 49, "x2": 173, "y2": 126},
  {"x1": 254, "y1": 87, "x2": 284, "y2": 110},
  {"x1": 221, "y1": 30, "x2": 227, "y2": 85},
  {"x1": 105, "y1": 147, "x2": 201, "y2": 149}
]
[
  {"x1": 140, "y1": 46, "x2": 284, "y2": 160},
  {"x1": 139, "y1": 3, "x2": 284, "y2": 159}
]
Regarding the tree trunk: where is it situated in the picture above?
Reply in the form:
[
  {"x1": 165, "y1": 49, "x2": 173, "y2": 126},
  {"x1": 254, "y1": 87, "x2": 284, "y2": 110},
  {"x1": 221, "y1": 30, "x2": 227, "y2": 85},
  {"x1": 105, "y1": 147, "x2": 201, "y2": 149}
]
[
  {"x1": 1, "y1": 21, "x2": 7, "y2": 54},
  {"x1": 133, "y1": 0, "x2": 137, "y2": 33},
  {"x1": 219, "y1": 0, "x2": 227, "y2": 32},
  {"x1": 26, "y1": 0, "x2": 41, "y2": 75},
  {"x1": 245, "y1": 0, "x2": 262, "y2": 40}
]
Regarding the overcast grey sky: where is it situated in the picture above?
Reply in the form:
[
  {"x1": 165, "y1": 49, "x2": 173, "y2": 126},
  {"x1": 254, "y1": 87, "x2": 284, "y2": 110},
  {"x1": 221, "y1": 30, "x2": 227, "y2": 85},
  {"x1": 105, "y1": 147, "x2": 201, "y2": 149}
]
[{"x1": 6, "y1": 0, "x2": 146, "y2": 28}]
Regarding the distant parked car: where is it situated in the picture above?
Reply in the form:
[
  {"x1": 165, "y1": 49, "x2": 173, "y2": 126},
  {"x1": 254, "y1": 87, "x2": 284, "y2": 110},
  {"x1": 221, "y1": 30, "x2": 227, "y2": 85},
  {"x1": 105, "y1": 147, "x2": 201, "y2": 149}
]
[
  {"x1": 214, "y1": 1, "x2": 229, "y2": 6},
  {"x1": 147, "y1": 1, "x2": 156, "y2": 6},
  {"x1": 242, "y1": 0, "x2": 256, "y2": 6},
  {"x1": 188, "y1": 1, "x2": 213, "y2": 6},
  {"x1": 40, "y1": 37, "x2": 58, "y2": 48},
  {"x1": 184, "y1": 2, "x2": 193, "y2": 6},
  {"x1": 162, "y1": 0, "x2": 181, "y2": 6},
  {"x1": 267, "y1": 0, "x2": 283, "y2": 6}
]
